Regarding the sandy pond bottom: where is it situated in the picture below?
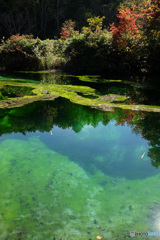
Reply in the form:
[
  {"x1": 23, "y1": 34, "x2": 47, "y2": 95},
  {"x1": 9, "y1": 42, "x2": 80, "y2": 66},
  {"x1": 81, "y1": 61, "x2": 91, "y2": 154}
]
[{"x1": 0, "y1": 137, "x2": 160, "y2": 240}]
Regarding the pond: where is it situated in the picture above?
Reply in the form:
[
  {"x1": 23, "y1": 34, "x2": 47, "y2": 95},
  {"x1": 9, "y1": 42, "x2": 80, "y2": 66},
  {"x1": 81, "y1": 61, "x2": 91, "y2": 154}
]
[{"x1": 0, "y1": 73, "x2": 160, "y2": 240}]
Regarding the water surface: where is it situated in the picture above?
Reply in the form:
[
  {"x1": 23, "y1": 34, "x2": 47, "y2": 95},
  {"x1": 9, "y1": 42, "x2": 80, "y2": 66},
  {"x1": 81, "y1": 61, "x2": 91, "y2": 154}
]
[{"x1": 0, "y1": 95, "x2": 160, "y2": 239}]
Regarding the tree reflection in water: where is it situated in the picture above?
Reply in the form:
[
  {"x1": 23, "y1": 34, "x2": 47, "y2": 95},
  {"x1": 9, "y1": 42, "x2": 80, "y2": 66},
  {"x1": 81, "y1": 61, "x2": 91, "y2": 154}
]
[{"x1": 0, "y1": 97, "x2": 160, "y2": 172}]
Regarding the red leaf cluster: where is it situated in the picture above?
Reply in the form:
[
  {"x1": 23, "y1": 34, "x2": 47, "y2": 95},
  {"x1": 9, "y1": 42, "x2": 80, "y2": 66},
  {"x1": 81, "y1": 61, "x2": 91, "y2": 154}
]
[
  {"x1": 110, "y1": 6, "x2": 141, "y2": 48},
  {"x1": 60, "y1": 27, "x2": 70, "y2": 40}
]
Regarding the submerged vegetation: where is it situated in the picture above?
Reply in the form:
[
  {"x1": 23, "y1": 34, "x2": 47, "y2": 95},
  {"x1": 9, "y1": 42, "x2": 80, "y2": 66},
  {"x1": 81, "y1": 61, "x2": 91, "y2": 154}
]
[{"x1": 1, "y1": 137, "x2": 160, "y2": 240}]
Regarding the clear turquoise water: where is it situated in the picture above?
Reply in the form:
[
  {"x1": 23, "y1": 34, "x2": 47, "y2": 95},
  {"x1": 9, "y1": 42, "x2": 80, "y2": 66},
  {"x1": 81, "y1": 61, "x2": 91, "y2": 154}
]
[{"x1": 0, "y1": 97, "x2": 160, "y2": 239}]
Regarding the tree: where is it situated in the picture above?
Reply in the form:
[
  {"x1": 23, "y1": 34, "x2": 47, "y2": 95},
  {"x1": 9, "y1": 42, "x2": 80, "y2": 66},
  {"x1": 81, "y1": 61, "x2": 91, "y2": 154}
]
[
  {"x1": 60, "y1": 19, "x2": 76, "y2": 40},
  {"x1": 110, "y1": 6, "x2": 141, "y2": 50}
]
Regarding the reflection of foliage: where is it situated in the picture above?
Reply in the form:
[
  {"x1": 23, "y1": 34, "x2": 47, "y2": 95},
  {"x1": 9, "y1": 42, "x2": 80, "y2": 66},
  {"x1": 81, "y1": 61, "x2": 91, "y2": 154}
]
[
  {"x1": 1, "y1": 85, "x2": 35, "y2": 98},
  {"x1": 125, "y1": 87, "x2": 160, "y2": 106},
  {"x1": 0, "y1": 101, "x2": 58, "y2": 135},
  {"x1": 136, "y1": 113, "x2": 160, "y2": 169},
  {"x1": 0, "y1": 97, "x2": 110, "y2": 136},
  {"x1": 0, "y1": 98, "x2": 160, "y2": 169},
  {"x1": 107, "y1": 108, "x2": 144, "y2": 127},
  {"x1": 115, "y1": 110, "x2": 135, "y2": 126},
  {"x1": 149, "y1": 147, "x2": 160, "y2": 168},
  {"x1": 115, "y1": 109, "x2": 160, "y2": 168},
  {"x1": 107, "y1": 86, "x2": 128, "y2": 95}
]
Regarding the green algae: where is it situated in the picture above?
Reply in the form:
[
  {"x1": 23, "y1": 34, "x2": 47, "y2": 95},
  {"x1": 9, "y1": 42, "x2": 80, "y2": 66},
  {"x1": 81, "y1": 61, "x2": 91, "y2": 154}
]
[
  {"x1": 0, "y1": 77, "x2": 40, "y2": 84},
  {"x1": 73, "y1": 75, "x2": 124, "y2": 84},
  {"x1": 1, "y1": 85, "x2": 35, "y2": 99},
  {"x1": 0, "y1": 137, "x2": 160, "y2": 239},
  {"x1": 0, "y1": 73, "x2": 160, "y2": 112}
]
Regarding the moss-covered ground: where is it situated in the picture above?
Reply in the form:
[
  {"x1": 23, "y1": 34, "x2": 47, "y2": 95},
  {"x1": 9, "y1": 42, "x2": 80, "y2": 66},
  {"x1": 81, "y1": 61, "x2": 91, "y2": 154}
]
[{"x1": 0, "y1": 73, "x2": 160, "y2": 112}]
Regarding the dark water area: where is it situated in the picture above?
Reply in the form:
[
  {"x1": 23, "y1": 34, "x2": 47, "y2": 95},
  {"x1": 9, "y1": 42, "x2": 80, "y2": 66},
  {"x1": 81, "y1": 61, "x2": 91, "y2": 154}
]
[{"x1": 0, "y1": 73, "x2": 160, "y2": 239}]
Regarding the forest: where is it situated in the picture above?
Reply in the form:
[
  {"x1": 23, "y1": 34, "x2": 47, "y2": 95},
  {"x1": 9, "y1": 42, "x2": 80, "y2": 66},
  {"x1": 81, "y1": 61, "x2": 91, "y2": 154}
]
[
  {"x1": 0, "y1": 0, "x2": 122, "y2": 38},
  {"x1": 0, "y1": 0, "x2": 160, "y2": 78}
]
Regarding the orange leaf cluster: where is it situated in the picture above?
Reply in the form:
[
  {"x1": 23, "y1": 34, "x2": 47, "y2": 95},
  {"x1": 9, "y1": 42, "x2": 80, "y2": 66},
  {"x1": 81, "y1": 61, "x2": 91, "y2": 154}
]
[
  {"x1": 110, "y1": 0, "x2": 160, "y2": 49},
  {"x1": 60, "y1": 27, "x2": 70, "y2": 40},
  {"x1": 110, "y1": 6, "x2": 141, "y2": 48}
]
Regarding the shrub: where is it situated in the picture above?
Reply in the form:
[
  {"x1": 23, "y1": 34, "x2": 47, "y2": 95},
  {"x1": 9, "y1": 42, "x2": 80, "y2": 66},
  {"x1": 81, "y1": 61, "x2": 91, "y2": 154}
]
[
  {"x1": 63, "y1": 33, "x2": 112, "y2": 74},
  {"x1": 62, "y1": 16, "x2": 115, "y2": 75},
  {"x1": 0, "y1": 34, "x2": 55, "y2": 71}
]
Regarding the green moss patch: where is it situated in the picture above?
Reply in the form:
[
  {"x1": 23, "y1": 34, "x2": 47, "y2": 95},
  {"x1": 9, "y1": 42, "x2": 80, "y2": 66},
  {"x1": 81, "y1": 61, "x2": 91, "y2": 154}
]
[{"x1": 0, "y1": 75, "x2": 160, "y2": 112}]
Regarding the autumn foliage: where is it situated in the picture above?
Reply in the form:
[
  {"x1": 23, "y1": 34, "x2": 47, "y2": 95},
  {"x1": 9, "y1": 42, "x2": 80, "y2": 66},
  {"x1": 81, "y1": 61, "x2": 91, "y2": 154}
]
[
  {"x1": 0, "y1": 1, "x2": 160, "y2": 76},
  {"x1": 110, "y1": 0, "x2": 160, "y2": 49},
  {"x1": 60, "y1": 20, "x2": 76, "y2": 40},
  {"x1": 110, "y1": 6, "x2": 141, "y2": 49},
  {"x1": 60, "y1": 28, "x2": 70, "y2": 40}
]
